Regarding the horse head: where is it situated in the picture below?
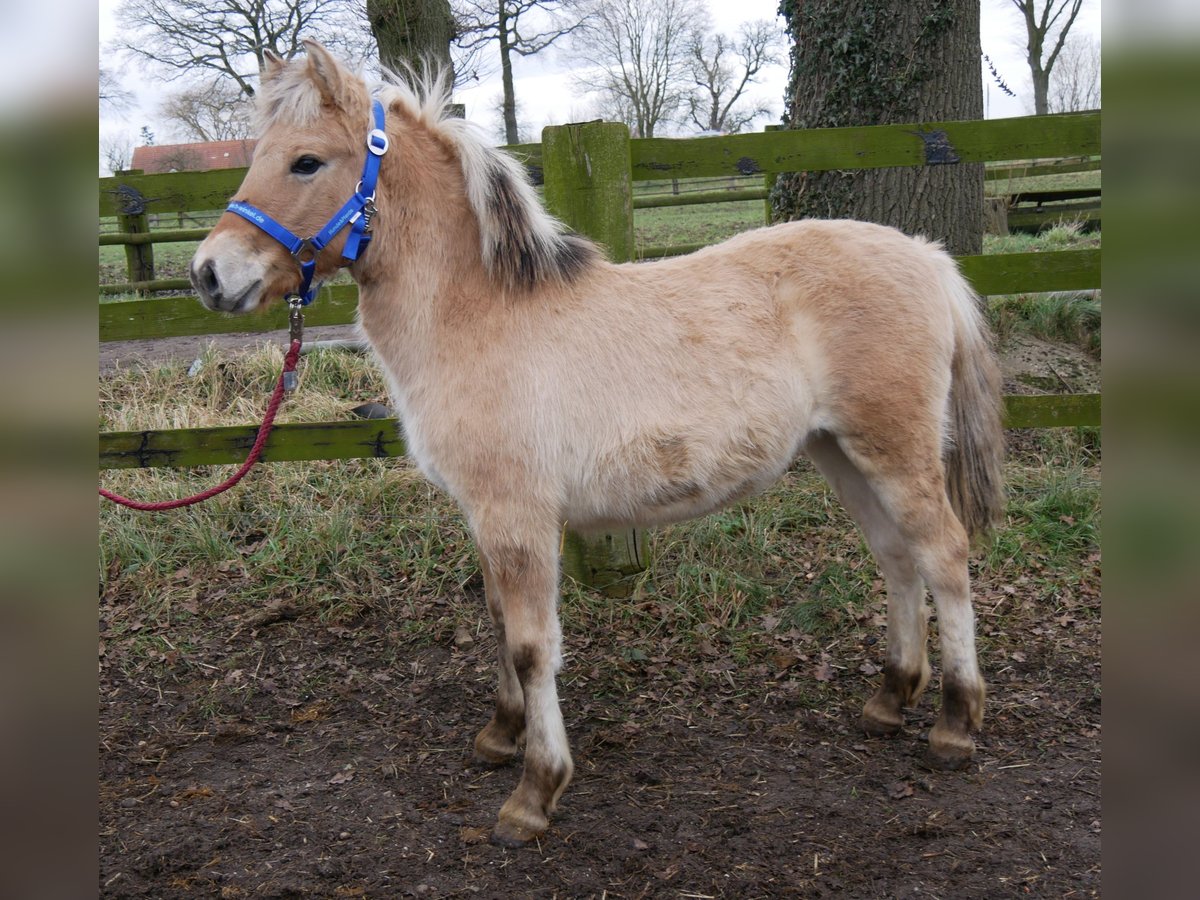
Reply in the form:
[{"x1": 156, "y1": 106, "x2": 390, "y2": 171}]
[{"x1": 190, "y1": 42, "x2": 375, "y2": 313}]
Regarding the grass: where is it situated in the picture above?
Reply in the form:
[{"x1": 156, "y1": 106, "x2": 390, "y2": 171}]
[
  {"x1": 982, "y1": 222, "x2": 1102, "y2": 357},
  {"x1": 99, "y1": 175, "x2": 1101, "y2": 684},
  {"x1": 100, "y1": 343, "x2": 1101, "y2": 686}
]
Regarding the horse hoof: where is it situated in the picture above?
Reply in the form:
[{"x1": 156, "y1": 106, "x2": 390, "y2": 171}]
[
  {"x1": 927, "y1": 726, "x2": 975, "y2": 770},
  {"x1": 861, "y1": 694, "x2": 904, "y2": 736},
  {"x1": 925, "y1": 746, "x2": 973, "y2": 771},
  {"x1": 490, "y1": 817, "x2": 545, "y2": 848},
  {"x1": 472, "y1": 745, "x2": 517, "y2": 767},
  {"x1": 861, "y1": 714, "x2": 903, "y2": 737}
]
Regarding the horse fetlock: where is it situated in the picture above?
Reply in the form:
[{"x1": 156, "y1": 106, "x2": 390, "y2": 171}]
[{"x1": 927, "y1": 675, "x2": 986, "y2": 768}]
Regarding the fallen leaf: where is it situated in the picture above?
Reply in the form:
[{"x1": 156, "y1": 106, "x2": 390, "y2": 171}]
[
  {"x1": 859, "y1": 661, "x2": 879, "y2": 676},
  {"x1": 813, "y1": 659, "x2": 835, "y2": 682},
  {"x1": 888, "y1": 781, "x2": 914, "y2": 800},
  {"x1": 328, "y1": 769, "x2": 356, "y2": 785},
  {"x1": 459, "y1": 826, "x2": 490, "y2": 845},
  {"x1": 453, "y1": 624, "x2": 475, "y2": 651}
]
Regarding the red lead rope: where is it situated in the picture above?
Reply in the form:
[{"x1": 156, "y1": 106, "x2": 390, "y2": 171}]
[{"x1": 99, "y1": 340, "x2": 303, "y2": 511}]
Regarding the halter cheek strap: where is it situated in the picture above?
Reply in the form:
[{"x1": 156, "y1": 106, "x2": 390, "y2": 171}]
[{"x1": 226, "y1": 99, "x2": 388, "y2": 306}]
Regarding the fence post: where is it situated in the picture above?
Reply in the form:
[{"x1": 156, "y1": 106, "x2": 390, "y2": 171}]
[
  {"x1": 114, "y1": 170, "x2": 156, "y2": 293},
  {"x1": 541, "y1": 121, "x2": 646, "y2": 597},
  {"x1": 762, "y1": 125, "x2": 781, "y2": 224}
]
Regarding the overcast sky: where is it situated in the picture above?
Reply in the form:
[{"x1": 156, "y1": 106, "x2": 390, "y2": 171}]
[{"x1": 99, "y1": 0, "x2": 1101, "y2": 169}]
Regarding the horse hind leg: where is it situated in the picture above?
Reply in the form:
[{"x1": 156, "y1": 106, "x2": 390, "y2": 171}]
[
  {"x1": 833, "y1": 433, "x2": 986, "y2": 769},
  {"x1": 476, "y1": 532, "x2": 573, "y2": 846},
  {"x1": 472, "y1": 554, "x2": 526, "y2": 766},
  {"x1": 806, "y1": 433, "x2": 931, "y2": 736}
]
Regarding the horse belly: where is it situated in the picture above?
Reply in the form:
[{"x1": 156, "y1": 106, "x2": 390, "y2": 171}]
[{"x1": 568, "y1": 411, "x2": 809, "y2": 530}]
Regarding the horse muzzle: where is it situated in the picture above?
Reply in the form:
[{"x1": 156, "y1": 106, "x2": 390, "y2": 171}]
[{"x1": 191, "y1": 235, "x2": 268, "y2": 314}]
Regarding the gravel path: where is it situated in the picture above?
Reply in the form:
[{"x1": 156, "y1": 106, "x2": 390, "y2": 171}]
[{"x1": 99, "y1": 324, "x2": 364, "y2": 375}]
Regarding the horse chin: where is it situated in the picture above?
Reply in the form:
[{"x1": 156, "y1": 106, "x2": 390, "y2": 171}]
[{"x1": 200, "y1": 279, "x2": 265, "y2": 315}]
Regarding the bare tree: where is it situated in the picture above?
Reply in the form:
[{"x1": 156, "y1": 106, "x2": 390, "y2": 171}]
[
  {"x1": 1046, "y1": 32, "x2": 1099, "y2": 113},
  {"x1": 152, "y1": 147, "x2": 206, "y2": 173},
  {"x1": 684, "y1": 20, "x2": 782, "y2": 134},
  {"x1": 456, "y1": 2, "x2": 587, "y2": 145},
  {"x1": 100, "y1": 67, "x2": 132, "y2": 113},
  {"x1": 160, "y1": 80, "x2": 255, "y2": 143},
  {"x1": 101, "y1": 135, "x2": 134, "y2": 175},
  {"x1": 1008, "y1": 0, "x2": 1085, "y2": 115},
  {"x1": 573, "y1": 0, "x2": 707, "y2": 138},
  {"x1": 112, "y1": 0, "x2": 371, "y2": 99},
  {"x1": 486, "y1": 91, "x2": 531, "y2": 142}
]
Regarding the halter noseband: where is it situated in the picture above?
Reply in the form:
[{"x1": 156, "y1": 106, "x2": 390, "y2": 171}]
[{"x1": 226, "y1": 99, "x2": 388, "y2": 306}]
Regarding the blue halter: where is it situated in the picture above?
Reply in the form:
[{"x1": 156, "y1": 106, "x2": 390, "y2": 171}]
[{"x1": 226, "y1": 100, "x2": 389, "y2": 306}]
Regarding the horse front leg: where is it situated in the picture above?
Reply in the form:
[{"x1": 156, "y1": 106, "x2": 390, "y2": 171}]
[
  {"x1": 473, "y1": 555, "x2": 526, "y2": 765},
  {"x1": 476, "y1": 533, "x2": 573, "y2": 846}
]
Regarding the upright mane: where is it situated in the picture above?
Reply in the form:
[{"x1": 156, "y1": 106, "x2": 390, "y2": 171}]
[{"x1": 256, "y1": 45, "x2": 598, "y2": 291}]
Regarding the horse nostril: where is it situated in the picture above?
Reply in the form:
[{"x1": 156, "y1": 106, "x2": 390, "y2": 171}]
[{"x1": 197, "y1": 260, "x2": 221, "y2": 297}]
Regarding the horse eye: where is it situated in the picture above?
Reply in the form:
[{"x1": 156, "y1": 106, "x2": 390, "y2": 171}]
[{"x1": 290, "y1": 155, "x2": 323, "y2": 175}]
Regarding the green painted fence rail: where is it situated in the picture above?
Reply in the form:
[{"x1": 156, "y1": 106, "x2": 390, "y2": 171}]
[
  {"x1": 984, "y1": 156, "x2": 1100, "y2": 181},
  {"x1": 628, "y1": 112, "x2": 1099, "y2": 181},
  {"x1": 99, "y1": 250, "x2": 1101, "y2": 342},
  {"x1": 98, "y1": 393, "x2": 1101, "y2": 471}
]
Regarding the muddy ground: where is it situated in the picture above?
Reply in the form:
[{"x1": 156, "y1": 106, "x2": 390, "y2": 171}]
[
  {"x1": 100, "y1": 335, "x2": 1101, "y2": 898},
  {"x1": 99, "y1": 578, "x2": 1101, "y2": 899}
]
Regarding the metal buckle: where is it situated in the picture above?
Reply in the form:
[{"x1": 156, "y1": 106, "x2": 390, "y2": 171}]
[
  {"x1": 287, "y1": 295, "x2": 305, "y2": 344},
  {"x1": 292, "y1": 239, "x2": 318, "y2": 264}
]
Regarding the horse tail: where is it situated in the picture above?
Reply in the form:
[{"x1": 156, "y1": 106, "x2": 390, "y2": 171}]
[{"x1": 940, "y1": 259, "x2": 1006, "y2": 542}]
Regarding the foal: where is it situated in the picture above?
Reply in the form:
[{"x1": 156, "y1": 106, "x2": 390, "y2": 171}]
[{"x1": 190, "y1": 43, "x2": 1004, "y2": 846}]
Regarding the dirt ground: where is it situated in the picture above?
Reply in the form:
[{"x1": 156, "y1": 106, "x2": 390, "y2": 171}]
[
  {"x1": 99, "y1": 582, "x2": 1101, "y2": 899},
  {"x1": 99, "y1": 335, "x2": 1101, "y2": 898}
]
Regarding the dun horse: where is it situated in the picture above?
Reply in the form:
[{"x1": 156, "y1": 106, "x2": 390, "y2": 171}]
[{"x1": 191, "y1": 44, "x2": 1004, "y2": 846}]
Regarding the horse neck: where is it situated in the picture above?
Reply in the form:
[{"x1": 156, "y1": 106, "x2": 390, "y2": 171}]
[{"x1": 350, "y1": 129, "x2": 494, "y2": 370}]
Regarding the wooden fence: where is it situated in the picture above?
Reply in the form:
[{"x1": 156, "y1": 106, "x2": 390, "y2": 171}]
[{"x1": 100, "y1": 112, "x2": 1101, "y2": 589}]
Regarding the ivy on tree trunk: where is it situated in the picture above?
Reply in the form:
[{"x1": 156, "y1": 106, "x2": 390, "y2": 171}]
[
  {"x1": 367, "y1": 0, "x2": 456, "y2": 82},
  {"x1": 771, "y1": 0, "x2": 984, "y2": 256}
]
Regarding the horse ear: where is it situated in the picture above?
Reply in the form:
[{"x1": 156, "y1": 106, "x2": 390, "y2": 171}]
[
  {"x1": 302, "y1": 40, "x2": 347, "y2": 107},
  {"x1": 261, "y1": 49, "x2": 285, "y2": 82}
]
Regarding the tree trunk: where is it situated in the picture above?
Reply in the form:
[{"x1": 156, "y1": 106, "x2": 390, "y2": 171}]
[
  {"x1": 499, "y1": 6, "x2": 519, "y2": 145},
  {"x1": 772, "y1": 0, "x2": 984, "y2": 256},
  {"x1": 367, "y1": 0, "x2": 456, "y2": 83}
]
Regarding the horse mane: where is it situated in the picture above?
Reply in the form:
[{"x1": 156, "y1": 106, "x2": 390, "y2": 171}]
[{"x1": 256, "y1": 49, "x2": 598, "y2": 291}]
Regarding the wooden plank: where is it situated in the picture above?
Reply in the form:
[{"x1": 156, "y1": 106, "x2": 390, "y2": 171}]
[
  {"x1": 633, "y1": 187, "x2": 767, "y2": 209},
  {"x1": 100, "y1": 419, "x2": 406, "y2": 470},
  {"x1": 630, "y1": 113, "x2": 1100, "y2": 181},
  {"x1": 100, "y1": 278, "x2": 192, "y2": 296},
  {"x1": 543, "y1": 122, "x2": 634, "y2": 261},
  {"x1": 99, "y1": 249, "x2": 1101, "y2": 341},
  {"x1": 100, "y1": 284, "x2": 361, "y2": 342},
  {"x1": 100, "y1": 169, "x2": 248, "y2": 217},
  {"x1": 1008, "y1": 188, "x2": 1101, "y2": 204},
  {"x1": 100, "y1": 228, "x2": 211, "y2": 246},
  {"x1": 1007, "y1": 205, "x2": 1101, "y2": 231},
  {"x1": 957, "y1": 249, "x2": 1100, "y2": 294},
  {"x1": 985, "y1": 158, "x2": 1100, "y2": 181},
  {"x1": 542, "y1": 121, "x2": 643, "y2": 593},
  {"x1": 98, "y1": 394, "x2": 1101, "y2": 471},
  {"x1": 1003, "y1": 393, "x2": 1100, "y2": 428}
]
